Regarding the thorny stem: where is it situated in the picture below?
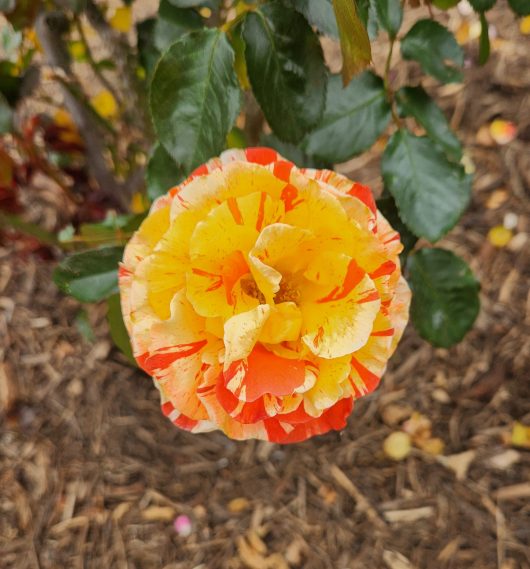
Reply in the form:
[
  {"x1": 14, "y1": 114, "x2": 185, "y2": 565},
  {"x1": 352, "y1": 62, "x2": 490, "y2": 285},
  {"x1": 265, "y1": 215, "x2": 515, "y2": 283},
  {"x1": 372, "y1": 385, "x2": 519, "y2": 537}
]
[{"x1": 35, "y1": 11, "x2": 129, "y2": 211}]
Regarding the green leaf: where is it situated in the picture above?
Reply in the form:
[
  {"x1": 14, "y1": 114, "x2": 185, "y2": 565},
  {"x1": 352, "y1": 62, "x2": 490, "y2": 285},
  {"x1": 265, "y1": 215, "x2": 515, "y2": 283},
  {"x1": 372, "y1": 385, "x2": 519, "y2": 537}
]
[
  {"x1": 0, "y1": 63, "x2": 22, "y2": 106},
  {"x1": 401, "y1": 20, "x2": 464, "y2": 84},
  {"x1": 432, "y1": 0, "x2": 459, "y2": 7},
  {"x1": 376, "y1": 195, "x2": 418, "y2": 258},
  {"x1": 469, "y1": 0, "x2": 496, "y2": 11},
  {"x1": 478, "y1": 12, "x2": 490, "y2": 65},
  {"x1": 261, "y1": 133, "x2": 330, "y2": 168},
  {"x1": 381, "y1": 130, "x2": 471, "y2": 242},
  {"x1": 75, "y1": 309, "x2": 95, "y2": 342},
  {"x1": 407, "y1": 248, "x2": 480, "y2": 348},
  {"x1": 304, "y1": 72, "x2": 391, "y2": 163},
  {"x1": 150, "y1": 29, "x2": 241, "y2": 172},
  {"x1": 396, "y1": 86, "x2": 462, "y2": 162},
  {"x1": 332, "y1": 0, "x2": 371, "y2": 85},
  {"x1": 146, "y1": 143, "x2": 186, "y2": 201},
  {"x1": 0, "y1": 92, "x2": 12, "y2": 133},
  {"x1": 226, "y1": 126, "x2": 247, "y2": 149},
  {"x1": 154, "y1": 0, "x2": 203, "y2": 52},
  {"x1": 357, "y1": 0, "x2": 379, "y2": 39},
  {"x1": 285, "y1": 0, "x2": 338, "y2": 38},
  {"x1": 53, "y1": 247, "x2": 123, "y2": 303},
  {"x1": 107, "y1": 294, "x2": 135, "y2": 364},
  {"x1": 374, "y1": 0, "x2": 403, "y2": 39},
  {"x1": 167, "y1": 0, "x2": 219, "y2": 8},
  {"x1": 508, "y1": 0, "x2": 530, "y2": 16},
  {"x1": 242, "y1": 2, "x2": 327, "y2": 144}
]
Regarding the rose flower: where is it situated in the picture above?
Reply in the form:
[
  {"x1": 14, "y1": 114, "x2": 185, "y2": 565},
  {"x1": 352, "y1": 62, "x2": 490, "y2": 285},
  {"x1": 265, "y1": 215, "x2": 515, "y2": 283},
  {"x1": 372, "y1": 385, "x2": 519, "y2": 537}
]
[{"x1": 119, "y1": 148, "x2": 410, "y2": 443}]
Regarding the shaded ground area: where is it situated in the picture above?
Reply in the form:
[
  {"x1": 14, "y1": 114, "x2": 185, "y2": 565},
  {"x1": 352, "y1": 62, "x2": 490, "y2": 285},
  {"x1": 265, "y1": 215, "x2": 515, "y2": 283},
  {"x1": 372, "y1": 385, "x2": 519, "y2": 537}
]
[{"x1": 1, "y1": 5, "x2": 530, "y2": 569}]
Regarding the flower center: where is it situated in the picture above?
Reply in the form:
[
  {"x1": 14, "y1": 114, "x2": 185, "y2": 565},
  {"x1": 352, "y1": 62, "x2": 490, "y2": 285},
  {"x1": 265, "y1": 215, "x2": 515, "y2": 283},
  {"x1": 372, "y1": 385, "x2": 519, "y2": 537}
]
[{"x1": 275, "y1": 280, "x2": 300, "y2": 304}]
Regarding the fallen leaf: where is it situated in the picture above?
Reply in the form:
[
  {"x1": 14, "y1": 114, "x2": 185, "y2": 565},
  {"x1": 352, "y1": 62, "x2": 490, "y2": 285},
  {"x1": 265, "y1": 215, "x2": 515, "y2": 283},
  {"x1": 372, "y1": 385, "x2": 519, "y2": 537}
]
[
  {"x1": 520, "y1": 16, "x2": 530, "y2": 35},
  {"x1": 486, "y1": 189, "x2": 509, "y2": 209},
  {"x1": 383, "y1": 432, "x2": 412, "y2": 461},
  {"x1": 228, "y1": 497, "x2": 251, "y2": 514},
  {"x1": 511, "y1": 421, "x2": 530, "y2": 449},
  {"x1": 488, "y1": 226, "x2": 513, "y2": 247}
]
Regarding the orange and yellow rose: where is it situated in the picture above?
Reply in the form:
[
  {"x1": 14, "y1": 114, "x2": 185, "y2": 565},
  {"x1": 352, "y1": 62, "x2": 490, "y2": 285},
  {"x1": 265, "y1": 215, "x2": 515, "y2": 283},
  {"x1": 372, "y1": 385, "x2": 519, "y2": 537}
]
[{"x1": 119, "y1": 148, "x2": 410, "y2": 443}]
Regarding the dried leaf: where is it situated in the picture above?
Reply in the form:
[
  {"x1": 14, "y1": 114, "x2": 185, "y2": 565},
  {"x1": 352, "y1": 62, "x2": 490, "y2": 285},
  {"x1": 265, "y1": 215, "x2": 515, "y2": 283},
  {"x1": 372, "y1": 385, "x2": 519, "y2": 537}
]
[{"x1": 332, "y1": 0, "x2": 371, "y2": 85}]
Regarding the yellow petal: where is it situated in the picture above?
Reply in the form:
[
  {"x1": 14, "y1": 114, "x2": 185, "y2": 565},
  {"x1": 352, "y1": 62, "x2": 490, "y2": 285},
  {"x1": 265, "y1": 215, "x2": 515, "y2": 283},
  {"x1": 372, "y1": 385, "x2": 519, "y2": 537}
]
[
  {"x1": 304, "y1": 356, "x2": 351, "y2": 416},
  {"x1": 259, "y1": 302, "x2": 302, "y2": 344},
  {"x1": 224, "y1": 304, "x2": 270, "y2": 366}
]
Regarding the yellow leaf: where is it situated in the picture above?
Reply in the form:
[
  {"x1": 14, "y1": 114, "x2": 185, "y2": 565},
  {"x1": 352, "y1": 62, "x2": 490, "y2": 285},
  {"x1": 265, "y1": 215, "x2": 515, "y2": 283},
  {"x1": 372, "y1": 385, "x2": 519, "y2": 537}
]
[
  {"x1": 69, "y1": 40, "x2": 86, "y2": 61},
  {"x1": 511, "y1": 422, "x2": 530, "y2": 449},
  {"x1": 228, "y1": 497, "x2": 251, "y2": 513},
  {"x1": 131, "y1": 192, "x2": 148, "y2": 213},
  {"x1": 110, "y1": 6, "x2": 132, "y2": 34},
  {"x1": 54, "y1": 109, "x2": 75, "y2": 129},
  {"x1": 488, "y1": 225, "x2": 512, "y2": 248},
  {"x1": 520, "y1": 16, "x2": 530, "y2": 35},
  {"x1": 91, "y1": 90, "x2": 118, "y2": 119},
  {"x1": 383, "y1": 431, "x2": 412, "y2": 461},
  {"x1": 332, "y1": 0, "x2": 371, "y2": 85}
]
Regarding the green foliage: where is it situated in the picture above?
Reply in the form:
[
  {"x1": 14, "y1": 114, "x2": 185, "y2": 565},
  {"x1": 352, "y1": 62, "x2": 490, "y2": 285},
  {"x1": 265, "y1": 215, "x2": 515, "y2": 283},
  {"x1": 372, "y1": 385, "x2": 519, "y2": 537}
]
[
  {"x1": 285, "y1": 0, "x2": 339, "y2": 38},
  {"x1": 0, "y1": 0, "x2": 482, "y2": 351},
  {"x1": 479, "y1": 13, "x2": 490, "y2": 65},
  {"x1": 0, "y1": 92, "x2": 13, "y2": 133},
  {"x1": 508, "y1": 0, "x2": 530, "y2": 16},
  {"x1": 401, "y1": 20, "x2": 464, "y2": 83},
  {"x1": 146, "y1": 143, "x2": 186, "y2": 201},
  {"x1": 469, "y1": 0, "x2": 496, "y2": 11},
  {"x1": 374, "y1": 0, "x2": 403, "y2": 39},
  {"x1": 304, "y1": 72, "x2": 390, "y2": 163},
  {"x1": 150, "y1": 29, "x2": 241, "y2": 173},
  {"x1": 243, "y1": 2, "x2": 326, "y2": 143},
  {"x1": 396, "y1": 86, "x2": 462, "y2": 161},
  {"x1": 107, "y1": 294, "x2": 135, "y2": 364},
  {"x1": 407, "y1": 248, "x2": 480, "y2": 347},
  {"x1": 53, "y1": 247, "x2": 123, "y2": 302},
  {"x1": 382, "y1": 130, "x2": 471, "y2": 242}
]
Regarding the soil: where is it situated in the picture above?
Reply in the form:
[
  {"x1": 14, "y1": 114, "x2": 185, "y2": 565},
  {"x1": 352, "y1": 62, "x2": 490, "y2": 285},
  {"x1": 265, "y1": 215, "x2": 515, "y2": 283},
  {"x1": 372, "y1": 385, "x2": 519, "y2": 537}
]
[{"x1": 1, "y1": 4, "x2": 529, "y2": 569}]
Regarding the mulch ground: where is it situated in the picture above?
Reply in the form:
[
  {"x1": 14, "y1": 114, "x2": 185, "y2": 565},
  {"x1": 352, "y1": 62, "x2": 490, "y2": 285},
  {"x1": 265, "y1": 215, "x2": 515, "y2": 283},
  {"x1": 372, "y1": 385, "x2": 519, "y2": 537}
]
[{"x1": 1, "y1": 4, "x2": 530, "y2": 569}]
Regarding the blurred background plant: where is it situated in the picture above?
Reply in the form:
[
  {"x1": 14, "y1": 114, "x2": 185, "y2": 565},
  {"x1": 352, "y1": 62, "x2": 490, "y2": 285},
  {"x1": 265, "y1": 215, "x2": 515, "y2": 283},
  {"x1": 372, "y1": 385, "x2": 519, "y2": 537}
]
[{"x1": 0, "y1": 0, "x2": 528, "y2": 358}]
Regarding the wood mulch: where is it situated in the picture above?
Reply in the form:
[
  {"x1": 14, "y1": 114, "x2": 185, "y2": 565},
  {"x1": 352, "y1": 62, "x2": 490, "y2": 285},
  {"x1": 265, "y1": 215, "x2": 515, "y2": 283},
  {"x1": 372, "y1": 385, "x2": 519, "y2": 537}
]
[{"x1": 1, "y1": 4, "x2": 529, "y2": 569}]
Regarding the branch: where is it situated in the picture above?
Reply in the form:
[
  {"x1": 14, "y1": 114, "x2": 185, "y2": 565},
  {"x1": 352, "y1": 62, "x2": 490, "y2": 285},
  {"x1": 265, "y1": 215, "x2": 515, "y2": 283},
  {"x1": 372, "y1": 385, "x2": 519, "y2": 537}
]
[
  {"x1": 84, "y1": 0, "x2": 152, "y2": 143},
  {"x1": 35, "y1": 11, "x2": 129, "y2": 211}
]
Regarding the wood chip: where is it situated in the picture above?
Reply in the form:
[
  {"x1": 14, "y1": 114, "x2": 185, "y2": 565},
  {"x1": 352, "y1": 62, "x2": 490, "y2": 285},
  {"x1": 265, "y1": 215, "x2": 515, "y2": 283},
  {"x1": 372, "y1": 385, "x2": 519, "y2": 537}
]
[{"x1": 383, "y1": 506, "x2": 435, "y2": 524}]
